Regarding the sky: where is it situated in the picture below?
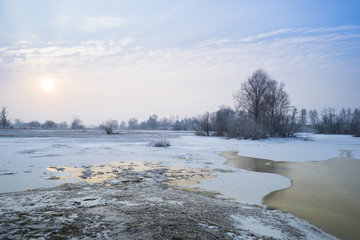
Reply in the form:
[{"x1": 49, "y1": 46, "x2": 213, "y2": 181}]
[{"x1": 0, "y1": 0, "x2": 360, "y2": 125}]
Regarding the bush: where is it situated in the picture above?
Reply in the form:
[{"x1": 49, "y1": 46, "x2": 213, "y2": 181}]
[
  {"x1": 100, "y1": 119, "x2": 119, "y2": 134},
  {"x1": 149, "y1": 138, "x2": 170, "y2": 147}
]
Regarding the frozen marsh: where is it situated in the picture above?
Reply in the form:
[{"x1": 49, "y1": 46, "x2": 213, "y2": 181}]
[{"x1": 1, "y1": 129, "x2": 359, "y2": 239}]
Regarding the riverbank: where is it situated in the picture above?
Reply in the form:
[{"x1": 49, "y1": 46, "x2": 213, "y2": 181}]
[{"x1": 0, "y1": 168, "x2": 338, "y2": 240}]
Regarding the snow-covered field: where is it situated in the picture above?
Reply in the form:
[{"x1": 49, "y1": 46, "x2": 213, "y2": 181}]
[
  {"x1": 1, "y1": 129, "x2": 359, "y2": 239},
  {"x1": 1, "y1": 129, "x2": 359, "y2": 204}
]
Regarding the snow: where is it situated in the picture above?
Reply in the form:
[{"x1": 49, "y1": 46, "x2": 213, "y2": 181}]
[
  {"x1": 1, "y1": 130, "x2": 355, "y2": 239},
  {"x1": 230, "y1": 133, "x2": 360, "y2": 162},
  {"x1": 0, "y1": 178, "x2": 338, "y2": 240},
  {"x1": 231, "y1": 215, "x2": 284, "y2": 239},
  {"x1": 195, "y1": 171, "x2": 290, "y2": 204},
  {"x1": 230, "y1": 212, "x2": 339, "y2": 240},
  {"x1": 0, "y1": 129, "x2": 359, "y2": 206}
]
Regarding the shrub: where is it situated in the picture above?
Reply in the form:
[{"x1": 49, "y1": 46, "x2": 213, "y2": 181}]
[
  {"x1": 101, "y1": 119, "x2": 116, "y2": 134},
  {"x1": 149, "y1": 138, "x2": 170, "y2": 147}
]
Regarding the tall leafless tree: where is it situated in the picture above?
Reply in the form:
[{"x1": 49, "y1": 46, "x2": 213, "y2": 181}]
[
  {"x1": 234, "y1": 69, "x2": 291, "y2": 137},
  {"x1": 234, "y1": 69, "x2": 271, "y2": 123},
  {"x1": 197, "y1": 112, "x2": 212, "y2": 136},
  {"x1": 0, "y1": 106, "x2": 9, "y2": 128},
  {"x1": 263, "y1": 80, "x2": 290, "y2": 135},
  {"x1": 351, "y1": 108, "x2": 360, "y2": 136},
  {"x1": 308, "y1": 109, "x2": 319, "y2": 125},
  {"x1": 299, "y1": 108, "x2": 307, "y2": 126}
]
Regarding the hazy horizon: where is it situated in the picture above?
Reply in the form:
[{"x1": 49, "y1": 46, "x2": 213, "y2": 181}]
[{"x1": 1, "y1": 0, "x2": 360, "y2": 125}]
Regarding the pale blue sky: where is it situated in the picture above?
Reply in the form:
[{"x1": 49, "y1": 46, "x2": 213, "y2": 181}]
[{"x1": 0, "y1": 0, "x2": 359, "y2": 124}]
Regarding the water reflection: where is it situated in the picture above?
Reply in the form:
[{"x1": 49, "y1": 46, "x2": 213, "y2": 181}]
[{"x1": 224, "y1": 151, "x2": 360, "y2": 240}]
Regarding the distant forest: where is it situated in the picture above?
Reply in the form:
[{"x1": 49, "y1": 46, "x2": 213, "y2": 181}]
[{"x1": 1, "y1": 69, "x2": 359, "y2": 138}]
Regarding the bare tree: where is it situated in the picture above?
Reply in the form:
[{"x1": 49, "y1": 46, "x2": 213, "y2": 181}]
[
  {"x1": 26, "y1": 121, "x2": 41, "y2": 128},
  {"x1": 147, "y1": 115, "x2": 159, "y2": 130},
  {"x1": 289, "y1": 106, "x2": 300, "y2": 135},
  {"x1": 299, "y1": 108, "x2": 307, "y2": 126},
  {"x1": 42, "y1": 120, "x2": 57, "y2": 129},
  {"x1": 111, "y1": 120, "x2": 119, "y2": 129},
  {"x1": 0, "y1": 106, "x2": 9, "y2": 128},
  {"x1": 13, "y1": 119, "x2": 24, "y2": 128},
  {"x1": 57, "y1": 121, "x2": 68, "y2": 129},
  {"x1": 71, "y1": 116, "x2": 85, "y2": 129},
  {"x1": 101, "y1": 119, "x2": 116, "y2": 134},
  {"x1": 351, "y1": 108, "x2": 360, "y2": 136},
  {"x1": 119, "y1": 121, "x2": 127, "y2": 129},
  {"x1": 234, "y1": 69, "x2": 291, "y2": 137},
  {"x1": 214, "y1": 105, "x2": 235, "y2": 136},
  {"x1": 127, "y1": 118, "x2": 139, "y2": 129},
  {"x1": 234, "y1": 69, "x2": 271, "y2": 123},
  {"x1": 263, "y1": 80, "x2": 290, "y2": 135},
  {"x1": 312, "y1": 107, "x2": 360, "y2": 135},
  {"x1": 308, "y1": 109, "x2": 319, "y2": 125},
  {"x1": 227, "y1": 110, "x2": 265, "y2": 139},
  {"x1": 317, "y1": 108, "x2": 337, "y2": 133},
  {"x1": 197, "y1": 112, "x2": 212, "y2": 136},
  {"x1": 337, "y1": 108, "x2": 352, "y2": 133}
]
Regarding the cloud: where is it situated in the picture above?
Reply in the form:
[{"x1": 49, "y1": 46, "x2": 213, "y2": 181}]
[
  {"x1": 238, "y1": 28, "x2": 293, "y2": 42},
  {"x1": 304, "y1": 25, "x2": 360, "y2": 33},
  {"x1": 79, "y1": 17, "x2": 132, "y2": 32},
  {"x1": 196, "y1": 38, "x2": 233, "y2": 48},
  {"x1": 119, "y1": 38, "x2": 134, "y2": 47},
  {"x1": 1, "y1": 26, "x2": 359, "y2": 76},
  {"x1": 237, "y1": 25, "x2": 360, "y2": 43},
  {"x1": 1, "y1": 26, "x2": 359, "y2": 122}
]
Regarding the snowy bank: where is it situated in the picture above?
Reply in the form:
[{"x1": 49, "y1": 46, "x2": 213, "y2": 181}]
[{"x1": 0, "y1": 168, "x2": 338, "y2": 240}]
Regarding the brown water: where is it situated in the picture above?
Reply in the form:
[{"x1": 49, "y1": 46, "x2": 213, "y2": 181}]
[
  {"x1": 224, "y1": 151, "x2": 360, "y2": 240},
  {"x1": 47, "y1": 161, "x2": 215, "y2": 187}
]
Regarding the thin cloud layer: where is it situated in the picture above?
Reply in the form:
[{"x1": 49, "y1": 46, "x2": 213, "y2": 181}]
[
  {"x1": 79, "y1": 17, "x2": 133, "y2": 32},
  {"x1": 0, "y1": 26, "x2": 359, "y2": 123},
  {"x1": 1, "y1": 26, "x2": 358, "y2": 76}
]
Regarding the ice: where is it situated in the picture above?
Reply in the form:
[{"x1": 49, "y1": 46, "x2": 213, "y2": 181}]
[
  {"x1": 231, "y1": 215, "x2": 284, "y2": 239},
  {"x1": 0, "y1": 129, "x2": 359, "y2": 206},
  {"x1": 230, "y1": 133, "x2": 360, "y2": 162},
  {"x1": 230, "y1": 212, "x2": 339, "y2": 240},
  {"x1": 195, "y1": 171, "x2": 291, "y2": 204}
]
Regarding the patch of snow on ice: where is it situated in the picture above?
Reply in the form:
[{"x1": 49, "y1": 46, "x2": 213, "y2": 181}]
[
  {"x1": 195, "y1": 171, "x2": 291, "y2": 204},
  {"x1": 119, "y1": 201, "x2": 142, "y2": 207},
  {"x1": 231, "y1": 214, "x2": 284, "y2": 239},
  {"x1": 145, "y1": 197, "x2": 163, "y2": 202}
]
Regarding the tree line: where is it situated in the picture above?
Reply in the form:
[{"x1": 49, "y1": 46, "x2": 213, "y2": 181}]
[
  {"x1": 0, "y1": 108, "x2": 198, "y2": 133},
  {"x1": 0, "y1": 112, "x2": 85, "y2": 130},
  {"x1": 1, "y1": 69, "x2": 359, "y2": 137},
  {"x1": 195, "y1": 69, "x2": 359, "y2": 138},
  {"x1": 306, "y1": 108, "x2": 360, "y2": 136}
]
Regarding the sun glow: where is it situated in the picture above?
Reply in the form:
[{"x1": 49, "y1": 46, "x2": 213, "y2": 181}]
[{"x1": 41, "y1": 79, "x2": 55, "y2": 92}]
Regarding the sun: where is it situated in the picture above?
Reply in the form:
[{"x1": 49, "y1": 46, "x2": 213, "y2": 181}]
[{"x1": 41, "y1": 79, "x2": 55, "y2": 92}]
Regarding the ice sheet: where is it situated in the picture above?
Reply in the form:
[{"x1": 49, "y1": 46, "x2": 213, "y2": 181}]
[{"x1": 1, "y1": 130, "x2": 359, "y2": 205}]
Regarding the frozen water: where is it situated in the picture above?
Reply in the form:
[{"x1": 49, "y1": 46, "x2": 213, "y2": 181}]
[
  {"x1": 0, "y1": 129, "x2": 359, "y2": 205},
  {"x1": 195, "y1": 171, "x2": 290, "y2": 204},
  {"x1": 231, "y1": 215, "x2": 284, "y2": 239}
]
